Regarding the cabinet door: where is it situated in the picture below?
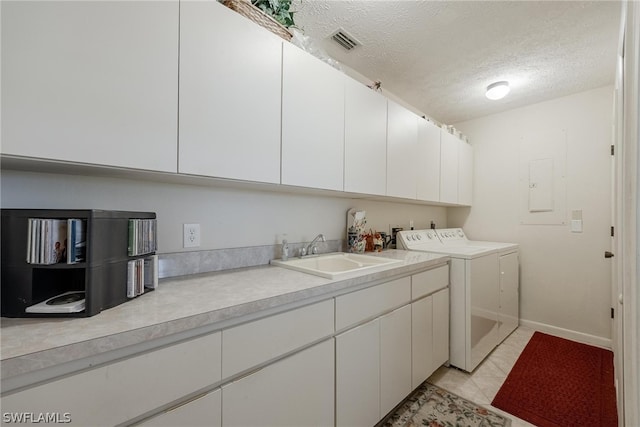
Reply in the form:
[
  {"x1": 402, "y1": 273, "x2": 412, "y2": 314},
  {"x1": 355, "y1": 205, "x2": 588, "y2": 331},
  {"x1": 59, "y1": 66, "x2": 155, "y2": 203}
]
[
  {"x1": 282, "y1": 43, "x2": 345, "y2": 191},
  {"x1": 411, "y1": 295, "x2": 434, "y2": 389},
  {"x1": 498, "y1": 252, "x2": 519, "y2": 342},
  {"x1": 387, "y1": 101, "x2": 418, "y2": 199},
  {"x1": 439, "y1": 129, "x2": 459, "y2": 204},
  {"x1": 1, "y1": 1, "x2": 178, "y2": 172},
  {"x1": 344, "y1": 78, "x2": 387, "y2": 195},
  {"x1": 336, "y1": 320, "x2": 380, "y2": 427},
  {"x1": 432, "y1": 288, "x2": 450, "y2": 371},
  {"x1": 178, "y1": 1, "x2": 281, "y2": 183},
  {"x1": 141, "y1": 389, "x2": 221, "y2": 427},
  {"x1": 380, "y1": 304, "x2": 412, "y2": 417},
  {"x1": 222, "y1": 339, "x2": 334, "y2": 427},
  {"x1": 458, "y1": 140, "x2": 474, "y2": 206},
  {"x1": 416, "y1": 120, "x2": 441, "y2": 202}
]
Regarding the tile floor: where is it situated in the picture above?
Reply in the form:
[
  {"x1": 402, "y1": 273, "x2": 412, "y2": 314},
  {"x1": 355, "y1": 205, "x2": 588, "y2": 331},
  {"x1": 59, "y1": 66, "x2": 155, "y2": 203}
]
[{"x1": 427, "y1": 326, "x2": 537, "y2": 427}]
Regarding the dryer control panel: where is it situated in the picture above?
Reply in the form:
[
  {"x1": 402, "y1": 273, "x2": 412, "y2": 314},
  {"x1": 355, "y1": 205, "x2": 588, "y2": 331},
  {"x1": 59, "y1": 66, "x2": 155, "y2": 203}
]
[
  {"x1": 435, "y1": 228, "x2": 468, "y2": 243},
  {"x1": 397, "y1": 228, "x2": 470, "y2": 250}
]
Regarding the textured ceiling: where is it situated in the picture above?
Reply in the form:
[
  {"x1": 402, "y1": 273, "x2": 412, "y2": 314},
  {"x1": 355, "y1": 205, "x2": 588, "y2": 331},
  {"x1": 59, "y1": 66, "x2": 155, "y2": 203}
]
[{"x1": 292, "y1": 0, "x2": 622, "y2": 125}]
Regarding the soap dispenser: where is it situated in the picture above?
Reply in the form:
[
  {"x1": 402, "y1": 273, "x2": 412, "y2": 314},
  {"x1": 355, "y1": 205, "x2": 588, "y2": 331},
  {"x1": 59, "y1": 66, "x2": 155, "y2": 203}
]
[{"x1": 282, "y1": 237, "x2": 289, "y2": 261}]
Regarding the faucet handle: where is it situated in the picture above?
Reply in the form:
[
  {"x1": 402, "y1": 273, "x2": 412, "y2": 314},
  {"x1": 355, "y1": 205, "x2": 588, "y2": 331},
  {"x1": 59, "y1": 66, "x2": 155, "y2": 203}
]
[
  {"x1": 311, "y1": 246, "x2": 318, "y2": 255},
  {"x1": 300, "y1": 247, "x2": 307, "y2": 257}
]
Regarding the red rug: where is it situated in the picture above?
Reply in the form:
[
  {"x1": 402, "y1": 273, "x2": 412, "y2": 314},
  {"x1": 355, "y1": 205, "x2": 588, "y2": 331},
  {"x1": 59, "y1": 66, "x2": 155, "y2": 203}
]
[{"x1": 492, "y1": 331, "x2": 617, "y2": 427}]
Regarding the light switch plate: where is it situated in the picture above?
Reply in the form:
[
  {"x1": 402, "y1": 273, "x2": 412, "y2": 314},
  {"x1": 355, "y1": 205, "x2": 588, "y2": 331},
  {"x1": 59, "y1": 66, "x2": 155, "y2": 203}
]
[{"x1": 571, "y1": 219, "x2": 583, "y2": 233}]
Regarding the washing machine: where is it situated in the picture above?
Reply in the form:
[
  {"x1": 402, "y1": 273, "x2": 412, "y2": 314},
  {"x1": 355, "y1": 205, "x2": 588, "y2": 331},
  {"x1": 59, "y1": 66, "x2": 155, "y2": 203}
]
[{"x1": 397, "y1": 228, "x2": 519, "y2": 372}]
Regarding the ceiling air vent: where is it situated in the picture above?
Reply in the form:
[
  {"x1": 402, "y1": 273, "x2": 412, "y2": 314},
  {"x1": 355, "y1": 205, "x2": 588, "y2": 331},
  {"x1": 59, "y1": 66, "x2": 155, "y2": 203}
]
[{"x1": 331, "y1": 29, "x2": 361, "y2": 51}]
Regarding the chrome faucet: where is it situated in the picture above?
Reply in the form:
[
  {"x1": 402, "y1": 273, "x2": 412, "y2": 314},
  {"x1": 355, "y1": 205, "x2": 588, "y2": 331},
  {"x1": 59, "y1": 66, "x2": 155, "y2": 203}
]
[{"x1": 301, "y1": 234, "x2": 326, "y2": 257}]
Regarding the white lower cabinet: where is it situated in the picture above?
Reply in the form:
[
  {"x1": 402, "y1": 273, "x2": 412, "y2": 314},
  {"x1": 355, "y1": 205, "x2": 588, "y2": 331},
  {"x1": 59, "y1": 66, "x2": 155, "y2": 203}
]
[
  {"x1": 380, "y1": 305, "x2": 412, "y2": 417},
  {"x1": 336, "y1": 319, "x2": 381, "y2": 427},
  {"x1": 411, "y1": 295, "x2": 434, "y2": 389},
  {"x1": 222, "y1": 339, "x2": 335, "y2": 427},
  {"x1": 1, "y1": 332, "x2": 222, "y2": 426},
  {"x1": 335, "y1": 304, "x2": 413, "y2": 425},
  {"x1": 3, "y1": 267, "x2": 450, "y2": 427},
  {"x1": 411, "y1": 288, "x2": 449, "y2": 390},
  {"x1": 432, "y1": 288, "x2": 450, "y2": 369},
  {"x1": 141, "y1": 389, "x2": 221, "y2": 427}
]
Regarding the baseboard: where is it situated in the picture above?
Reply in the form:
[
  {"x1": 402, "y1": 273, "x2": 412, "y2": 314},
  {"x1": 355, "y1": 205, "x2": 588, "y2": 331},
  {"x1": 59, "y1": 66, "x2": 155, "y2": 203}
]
[{"x1": 519, "y1": 319, "x2": 612, "y2": 349}]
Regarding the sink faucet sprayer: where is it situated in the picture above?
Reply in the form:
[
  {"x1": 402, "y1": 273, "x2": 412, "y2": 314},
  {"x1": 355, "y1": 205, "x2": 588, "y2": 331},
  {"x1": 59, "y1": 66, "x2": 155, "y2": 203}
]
[{"x1": 301, "y1": 234, "x2": 326, "y2": 257}]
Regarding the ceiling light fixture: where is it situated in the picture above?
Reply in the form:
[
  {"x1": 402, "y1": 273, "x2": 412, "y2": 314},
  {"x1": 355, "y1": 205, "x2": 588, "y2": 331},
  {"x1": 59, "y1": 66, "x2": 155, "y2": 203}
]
[{"x1": 485, "y1": 81, "x2": 510, "y2": 100}]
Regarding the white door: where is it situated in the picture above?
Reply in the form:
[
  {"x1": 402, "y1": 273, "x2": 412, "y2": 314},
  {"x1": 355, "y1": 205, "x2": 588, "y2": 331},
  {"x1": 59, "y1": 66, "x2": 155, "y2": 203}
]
[
  {"x1": 379, "y1": 304, "x2": 412, "y2": 417},
  {"x1": 178, "y1": 0, "x2": 282, "y2": 183},
  {"x1": 281, "y1": 43, "x2": 345, "y2": 191},
  {"x1": 387, "y1": 100, "x2": 418, "y2": 199},
  {"x1": 222, "y1": 339, "x2": 334, "y2": 427},
  {"x1": 1, "y1": 0, "x2": 179, "y2": 172},
  {"x1": 432, "y1": 287, "x2": 450, "y2": 371},
  {"x1": 440, "y1": 129, "x2": 459, "y2": 204},
  {"x1": 335, "y1": 320, "x2": 380, "y2": 427},
  {"x1": 416, "y1": 119, "x2": 441, "y2": 202},
  {"x1": 458, "y1": 140, "x2": 474, "y2": 206},
  {"x1": 344, "y1": 78, "x2": 388, "y2": 195},
  {"x1": 411, "y1": 296, "x2": 434, "y2": 389}
]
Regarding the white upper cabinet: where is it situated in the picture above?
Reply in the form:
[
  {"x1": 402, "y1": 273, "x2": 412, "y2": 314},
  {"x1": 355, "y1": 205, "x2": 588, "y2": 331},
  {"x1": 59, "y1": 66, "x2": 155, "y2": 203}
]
[
  {"x1": 439, "y1": 129, "x2": 460, "y2": 204},
  {"x1": 458, "y1": 139, "x2": 474, "y2": 206},
  {"x1": 344, "y1": 79, "x2": 388, "y2": 196},
  {"x1": 387, "y1": 100, "x2": 419, "y2": 199},
  {"x1": 281, "y1": 43, "x2": 345, "y2": 191},
  {"x1": 440, "y1": 128, "x2": 473, "y2": 206},
  {"x1": 416, "y1": 119, "x2": 441, "y2": 202},
  {"x1": 178, "y1": 1, "x2": 282, "y2": 183},
  {"x1": 1, "y1": 0, "x2": 179, "y2": 172}
]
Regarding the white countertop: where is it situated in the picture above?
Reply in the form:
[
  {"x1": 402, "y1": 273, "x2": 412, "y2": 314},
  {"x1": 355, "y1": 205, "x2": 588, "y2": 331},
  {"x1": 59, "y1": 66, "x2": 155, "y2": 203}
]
[{"x1": 1, "y1": 250, "x2": 448, "y2": 384}]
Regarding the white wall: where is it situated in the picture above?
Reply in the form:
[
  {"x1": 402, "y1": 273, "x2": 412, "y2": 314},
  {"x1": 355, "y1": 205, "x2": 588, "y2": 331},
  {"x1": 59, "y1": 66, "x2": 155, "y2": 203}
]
[
  {"x1": 451, "y1": 86, "x2": 614, "y2": 344},
  {"x1": 0, "y1": 170, "x2": 447, "y2": 253}
]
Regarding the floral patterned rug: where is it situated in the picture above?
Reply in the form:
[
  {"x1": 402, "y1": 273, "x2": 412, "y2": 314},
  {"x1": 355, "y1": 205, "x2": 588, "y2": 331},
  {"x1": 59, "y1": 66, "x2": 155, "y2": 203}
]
[{"x1": 380, "y1": 382, "x2": 511, "y2": 427}]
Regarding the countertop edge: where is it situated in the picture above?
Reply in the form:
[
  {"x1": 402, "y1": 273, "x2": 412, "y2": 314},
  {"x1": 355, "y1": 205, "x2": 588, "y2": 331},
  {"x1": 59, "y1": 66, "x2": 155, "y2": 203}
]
[{"x1": 1, "y1": 251, "x2": 449, "y2": 390}]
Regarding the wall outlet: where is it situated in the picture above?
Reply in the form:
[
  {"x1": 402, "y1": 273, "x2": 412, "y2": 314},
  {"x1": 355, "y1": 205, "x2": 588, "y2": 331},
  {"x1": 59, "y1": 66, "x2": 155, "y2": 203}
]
[{"x1": 183, "y1": 223, "x2": 201, "y2": 248}]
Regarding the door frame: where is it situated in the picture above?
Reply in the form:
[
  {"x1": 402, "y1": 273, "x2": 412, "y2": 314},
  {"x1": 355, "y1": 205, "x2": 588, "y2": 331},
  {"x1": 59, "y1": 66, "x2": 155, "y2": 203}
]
[{"x1": 614, "y1": 2, "x2": 640, "y2": 426}]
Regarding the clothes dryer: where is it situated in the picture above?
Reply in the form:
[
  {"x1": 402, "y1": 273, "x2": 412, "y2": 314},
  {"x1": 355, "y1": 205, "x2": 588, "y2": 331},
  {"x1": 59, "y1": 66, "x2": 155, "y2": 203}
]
[{"x1": 397, "y1": 228, "x2": 519, "y2": 372}]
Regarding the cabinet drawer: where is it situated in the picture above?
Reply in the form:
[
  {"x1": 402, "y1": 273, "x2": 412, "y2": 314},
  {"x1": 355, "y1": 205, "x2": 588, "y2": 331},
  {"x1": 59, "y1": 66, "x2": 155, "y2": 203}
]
[
  {"x1": 222, "y1": 299, "x2": 334, "y2": 378},
  {"x1": 412, "y1": 264, "x2": 449, "y2": 299},
  {"x1": 1, "y1": 332, "x2": 222, "y2": 426},
  {"x1": 141, "y1": 389, "x2": 221, "y2": 427},
  {"x1": 335, "y1": 277, "x2": 411, "y2": 331}
]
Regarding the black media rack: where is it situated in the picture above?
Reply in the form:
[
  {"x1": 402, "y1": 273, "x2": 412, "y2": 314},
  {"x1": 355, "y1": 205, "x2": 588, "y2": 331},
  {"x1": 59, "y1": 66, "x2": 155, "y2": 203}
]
[{"x1": 1, "y1": 209, "x2": 157, "y2": 318}]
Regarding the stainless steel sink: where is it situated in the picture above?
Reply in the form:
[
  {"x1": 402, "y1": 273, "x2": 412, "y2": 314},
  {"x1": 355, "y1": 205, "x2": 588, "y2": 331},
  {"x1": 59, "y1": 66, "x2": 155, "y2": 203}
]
[{"x1": 271, "y1": 252, "x2": 403, "y2": 279}]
